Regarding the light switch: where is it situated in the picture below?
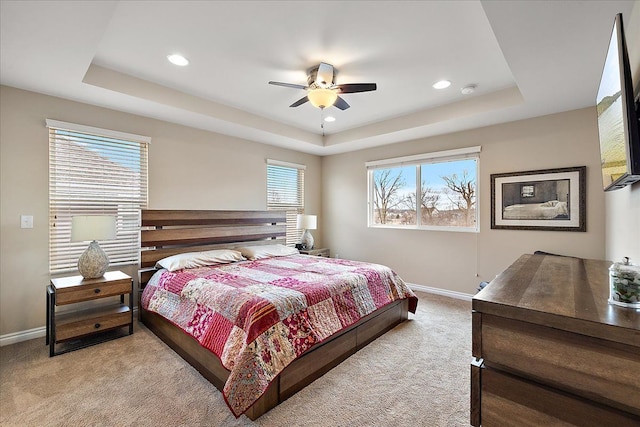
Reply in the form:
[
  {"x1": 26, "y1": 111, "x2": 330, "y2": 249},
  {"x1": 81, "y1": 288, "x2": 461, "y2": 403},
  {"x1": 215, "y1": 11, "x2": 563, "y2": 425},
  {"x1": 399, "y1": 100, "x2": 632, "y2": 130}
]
[{"x1": 21, "y1": 215, "x2": 33, "y2": 229}]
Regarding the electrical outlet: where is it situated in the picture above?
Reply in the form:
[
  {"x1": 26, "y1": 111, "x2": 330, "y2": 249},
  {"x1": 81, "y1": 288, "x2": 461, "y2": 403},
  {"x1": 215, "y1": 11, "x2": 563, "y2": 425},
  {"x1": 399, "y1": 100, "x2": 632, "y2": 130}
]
[{"x1": 20, "y1": 215, "x2": 33, "y2": 229}]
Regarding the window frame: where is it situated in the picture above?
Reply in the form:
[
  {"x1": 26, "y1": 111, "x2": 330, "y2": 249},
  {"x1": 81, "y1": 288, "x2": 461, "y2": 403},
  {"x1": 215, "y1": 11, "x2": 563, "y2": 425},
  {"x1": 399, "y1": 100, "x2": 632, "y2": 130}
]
[
  {"x1": 47, "y1": 119, "x2": 149, "y2": 274},
  {"x1": 366, "y1": 146, "x2": 481, "y2": 233}
]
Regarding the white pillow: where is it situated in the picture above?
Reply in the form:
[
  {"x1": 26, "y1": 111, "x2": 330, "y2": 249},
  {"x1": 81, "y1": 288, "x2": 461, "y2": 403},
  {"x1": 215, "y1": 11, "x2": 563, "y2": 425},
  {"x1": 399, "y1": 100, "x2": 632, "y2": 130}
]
[
  {"x1": 237, "y1": 244, "x2": 299, "y2": 260},
  {"x1": 156, "y1": 249, "x2": 245, "y2": 271}
]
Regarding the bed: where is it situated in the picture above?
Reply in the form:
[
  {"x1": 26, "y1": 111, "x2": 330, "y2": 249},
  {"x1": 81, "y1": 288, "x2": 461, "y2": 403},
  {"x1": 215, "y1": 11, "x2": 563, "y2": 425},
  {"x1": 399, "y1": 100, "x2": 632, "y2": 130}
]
[
  {"x1": 138, "y1": 209, "x2": 417, "y2": 419},
  {"x1": 502, "y1": 200, "x2": 568, "y2": 220}
]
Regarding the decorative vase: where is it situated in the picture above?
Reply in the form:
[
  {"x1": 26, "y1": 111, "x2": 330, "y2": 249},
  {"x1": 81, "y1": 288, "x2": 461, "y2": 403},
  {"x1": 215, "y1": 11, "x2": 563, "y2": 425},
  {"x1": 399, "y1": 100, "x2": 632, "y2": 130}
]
[
  {"x1": 78, "y1": 240, "x2": 109, "y2": 279},
  {"x1": 300, "y1": 229, "x2": 314, "y2": 250}
]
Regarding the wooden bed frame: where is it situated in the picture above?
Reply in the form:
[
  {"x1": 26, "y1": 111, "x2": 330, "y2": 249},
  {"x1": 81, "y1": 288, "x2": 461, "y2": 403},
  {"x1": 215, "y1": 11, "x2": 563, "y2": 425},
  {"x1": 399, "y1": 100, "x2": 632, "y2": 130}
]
[{"x1": 138, "y1": 209, "x2": 410, "y2": 420}]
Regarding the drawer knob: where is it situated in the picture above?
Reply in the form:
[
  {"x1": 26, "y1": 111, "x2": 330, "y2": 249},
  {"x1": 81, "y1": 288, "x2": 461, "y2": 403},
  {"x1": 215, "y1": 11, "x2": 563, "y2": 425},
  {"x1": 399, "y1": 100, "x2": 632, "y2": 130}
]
[
  {"x1": 94, "y1": 323, "x2": 101, "y2": 329},
  {"x1": 94, "y1": 288, "x2": 101, "y2": 294}
]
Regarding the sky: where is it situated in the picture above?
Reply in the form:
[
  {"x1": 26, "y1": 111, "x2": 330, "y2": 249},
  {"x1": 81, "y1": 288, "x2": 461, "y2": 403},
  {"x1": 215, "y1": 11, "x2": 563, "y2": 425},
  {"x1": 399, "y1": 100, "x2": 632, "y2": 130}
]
[
  {"x1": 596, "y1": 19, "x2": 621, "y2": 104},
  {"x1": 385, "y1": 159, "x2": 476, "y2": 192},
  {"x1": 375, "y1": 158, "x2": 477, "y2": 209}
]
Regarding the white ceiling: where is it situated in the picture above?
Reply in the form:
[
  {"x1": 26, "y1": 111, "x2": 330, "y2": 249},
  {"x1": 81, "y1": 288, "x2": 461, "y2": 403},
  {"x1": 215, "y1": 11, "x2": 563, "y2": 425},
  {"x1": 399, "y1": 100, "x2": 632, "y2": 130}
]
[{"x1": 0, "y1": 0, "x2": 635, "y2": 155}]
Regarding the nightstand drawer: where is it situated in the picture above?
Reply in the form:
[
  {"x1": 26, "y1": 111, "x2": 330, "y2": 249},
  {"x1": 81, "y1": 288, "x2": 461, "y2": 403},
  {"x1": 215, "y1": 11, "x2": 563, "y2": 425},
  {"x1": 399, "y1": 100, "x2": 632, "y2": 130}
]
[
  {"x1": 300, "y1": 248, "x2": 330, "y2": 257},
  {"x1": 56, "y1": 305, "x2": 132, "y2": 342},
  {"x1": 55, "y1": 280, "x2": 131, "y2": 305}
]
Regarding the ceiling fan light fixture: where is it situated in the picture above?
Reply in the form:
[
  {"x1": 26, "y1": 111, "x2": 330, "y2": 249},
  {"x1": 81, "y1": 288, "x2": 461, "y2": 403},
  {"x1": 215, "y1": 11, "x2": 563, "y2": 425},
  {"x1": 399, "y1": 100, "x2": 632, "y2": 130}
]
[{"x1": 308, "y1": 89, "x2": 338, "y2": 109}]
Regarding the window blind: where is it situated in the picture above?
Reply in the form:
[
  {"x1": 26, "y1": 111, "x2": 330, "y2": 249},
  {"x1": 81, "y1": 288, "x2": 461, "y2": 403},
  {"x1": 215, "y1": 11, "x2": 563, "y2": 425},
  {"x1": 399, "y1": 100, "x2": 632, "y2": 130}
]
[
  {"x1": 365, "y1": 146, "x2": 481, "y2": 169},
  {"x1": 266, "y1": 160, "x2": 305, "y2": 246},
  {"x1": 47, "y1": 120, "x2": 149, "y2": 274}
]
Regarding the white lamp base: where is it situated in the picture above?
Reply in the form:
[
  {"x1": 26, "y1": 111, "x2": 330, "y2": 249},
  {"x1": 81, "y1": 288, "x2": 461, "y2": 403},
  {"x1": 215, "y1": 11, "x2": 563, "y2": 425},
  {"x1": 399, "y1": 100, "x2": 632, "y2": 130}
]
[
  {"x1": 78, "y1": 240, "x2": 109, "y2": 279},
  {"x1": 300, "y1": 229, "x2": 314, "y2": 250}
]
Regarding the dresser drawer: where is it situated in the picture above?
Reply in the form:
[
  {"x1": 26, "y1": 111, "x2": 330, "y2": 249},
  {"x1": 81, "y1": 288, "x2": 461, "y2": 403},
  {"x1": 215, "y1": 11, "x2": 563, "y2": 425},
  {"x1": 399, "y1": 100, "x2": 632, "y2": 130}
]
[
  {"x1": 481, "y1": 369, "x2": 640, "y2": 427},
  {"x1": 481, "y1": 314, "x2": 640, "y2": 414},
  {"x1": 55, "y1": 279, "x2": 131, "y2": 305},
  {"x1": 56, "y1": 305, "x2": 131, "y2": 342}
]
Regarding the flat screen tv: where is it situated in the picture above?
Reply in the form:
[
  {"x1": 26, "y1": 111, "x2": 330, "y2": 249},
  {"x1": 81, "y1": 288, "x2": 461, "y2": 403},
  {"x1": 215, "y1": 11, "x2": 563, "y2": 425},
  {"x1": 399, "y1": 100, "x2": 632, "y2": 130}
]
[{"x1": 596, "y1": 13, "x2": 640, "y2": 191}]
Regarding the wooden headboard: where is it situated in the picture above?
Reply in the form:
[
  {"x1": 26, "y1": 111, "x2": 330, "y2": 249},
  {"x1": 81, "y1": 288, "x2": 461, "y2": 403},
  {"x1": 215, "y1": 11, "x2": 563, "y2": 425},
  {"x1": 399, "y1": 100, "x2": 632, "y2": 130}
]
[{"x1": 139, "y1": 209, "x2": 287, "y2": 286}]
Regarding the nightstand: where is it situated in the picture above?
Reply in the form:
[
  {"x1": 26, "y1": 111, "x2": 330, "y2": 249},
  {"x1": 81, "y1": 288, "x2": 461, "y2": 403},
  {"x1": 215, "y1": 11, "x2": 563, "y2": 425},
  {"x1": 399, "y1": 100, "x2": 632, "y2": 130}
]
[
  {"x1": 299, "y1": 248, "x2": 330, "y2": 257},
  {"x1": 46, "y1": 271, "x2": 133, "y2": 357}
]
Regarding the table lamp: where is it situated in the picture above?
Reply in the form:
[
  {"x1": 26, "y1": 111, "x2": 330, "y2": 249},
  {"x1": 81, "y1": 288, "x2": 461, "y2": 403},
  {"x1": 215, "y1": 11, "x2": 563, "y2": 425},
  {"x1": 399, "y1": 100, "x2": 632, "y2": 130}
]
[
  {"x1": 71, "y1": 215, "x2": 116, "y2": 279},
  {"x1": 296, "y1": 214, "x2": 317, "y2": 250}
]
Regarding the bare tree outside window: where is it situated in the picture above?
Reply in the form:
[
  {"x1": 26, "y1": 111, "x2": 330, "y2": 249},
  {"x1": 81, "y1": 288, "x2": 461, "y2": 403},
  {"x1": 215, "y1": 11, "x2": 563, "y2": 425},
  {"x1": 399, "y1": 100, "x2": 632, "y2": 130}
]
[
  {"x1": 421, "y1": 186, "x2": 442, "y2": 223},
  {"x1": 373, "y1": 169, "x2": 406, "y2": 224},
  {"x1": 404, "y1": 182, "x2": 441, "y2": 224},
  {"x1": 441, "y1": 169, "x2": 476, "y2": 226},
  {"x1": 368, "y1": 154, "x2": 478, "y2": 231}
]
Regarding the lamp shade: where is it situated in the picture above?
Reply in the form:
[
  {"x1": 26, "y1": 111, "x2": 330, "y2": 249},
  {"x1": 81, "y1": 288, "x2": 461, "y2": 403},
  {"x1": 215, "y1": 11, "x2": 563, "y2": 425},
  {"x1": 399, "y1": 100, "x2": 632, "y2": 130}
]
[
  {"x1": 296, "y1": 214, "x2": 317, "y2": 230},
  {"x1": 307, "y1": 89, "x2": 338, "y2": 109},
  {"x1": 71, "y1": 215, "x2": 116, "y2": 242}
]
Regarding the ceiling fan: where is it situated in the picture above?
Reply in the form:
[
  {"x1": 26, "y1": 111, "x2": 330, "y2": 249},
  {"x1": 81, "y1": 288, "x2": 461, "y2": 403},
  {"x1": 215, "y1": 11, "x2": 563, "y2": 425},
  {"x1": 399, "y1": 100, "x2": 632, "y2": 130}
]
[{"x1": 269, "y1": 62, "x2": 377, "y2": 110}]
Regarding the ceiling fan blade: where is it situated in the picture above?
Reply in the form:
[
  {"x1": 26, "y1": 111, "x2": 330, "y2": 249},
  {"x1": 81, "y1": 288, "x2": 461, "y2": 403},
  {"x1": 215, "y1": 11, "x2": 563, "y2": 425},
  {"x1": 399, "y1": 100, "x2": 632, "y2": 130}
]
[
  {"x1": 336, "y1": 83, "x2": 377, "y2": 93},
  {"x1": 269, "y1": 81, "x2": 308, "y2": 90},
  {"x1": 316, "y1": 62, "x2": 334, "y2": 87},
  {"x1": 290, "y1": 96, "x2": 309, "y2": 107},
  {"x1": 334, "y1": 96, "x2": 350, "y2": 110}
]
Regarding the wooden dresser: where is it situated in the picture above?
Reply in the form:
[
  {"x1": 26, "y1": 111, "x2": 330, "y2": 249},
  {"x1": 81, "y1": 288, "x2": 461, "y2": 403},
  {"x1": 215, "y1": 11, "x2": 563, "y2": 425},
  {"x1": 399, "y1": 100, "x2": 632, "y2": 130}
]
[{"x1": 471, "y1": 253, "x2": 640, "y2": 426}]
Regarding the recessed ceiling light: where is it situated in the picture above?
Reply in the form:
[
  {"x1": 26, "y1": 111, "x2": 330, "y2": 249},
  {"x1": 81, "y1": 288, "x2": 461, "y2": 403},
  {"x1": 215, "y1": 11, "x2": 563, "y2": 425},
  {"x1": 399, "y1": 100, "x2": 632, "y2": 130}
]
[
  {"x1": 324, "y1": 116, "x2": 336, "y2": 122},
  {"x1": 432, "y1": 80, "x2": 451, "y2": 89},
  {"x1": 167, "y1": 54, "x2": 189, "y2": 66}
]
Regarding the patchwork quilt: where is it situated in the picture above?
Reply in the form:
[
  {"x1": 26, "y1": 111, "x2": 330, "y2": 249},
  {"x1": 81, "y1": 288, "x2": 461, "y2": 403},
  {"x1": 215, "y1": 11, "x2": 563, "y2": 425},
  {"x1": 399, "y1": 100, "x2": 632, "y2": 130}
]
[{"x1": 141, "y1": 254, "x2": 418, "y2": 417}]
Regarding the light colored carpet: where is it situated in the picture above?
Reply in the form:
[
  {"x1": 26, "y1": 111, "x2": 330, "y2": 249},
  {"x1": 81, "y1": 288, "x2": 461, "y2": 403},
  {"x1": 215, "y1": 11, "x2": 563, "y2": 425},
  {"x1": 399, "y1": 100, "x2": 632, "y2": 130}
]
[{"x1": 0, "y1": 291, "x2": 471, "y2": 427}]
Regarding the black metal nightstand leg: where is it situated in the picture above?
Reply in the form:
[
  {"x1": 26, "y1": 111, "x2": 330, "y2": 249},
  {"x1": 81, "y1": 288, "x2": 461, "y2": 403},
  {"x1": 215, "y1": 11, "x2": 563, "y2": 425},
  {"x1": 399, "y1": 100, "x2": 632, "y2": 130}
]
[
  {"x1": 46, "y1": 287, "x2": 50, "y2": 346},
  {"x1": 47, "y1": 285, "x2": 56, "y2": 357},
  {"x1": 128, "y1": 281, "x2": 134, "y2": 334}
]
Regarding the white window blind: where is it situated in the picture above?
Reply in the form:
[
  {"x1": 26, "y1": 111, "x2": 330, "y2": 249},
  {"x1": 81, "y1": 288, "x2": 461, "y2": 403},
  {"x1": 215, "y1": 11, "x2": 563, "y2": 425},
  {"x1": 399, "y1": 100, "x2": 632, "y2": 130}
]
[
  {"x1": 47, "y1": 120, "x2": 149, "y2": 274},
  {"x1": 365, "y1": 146, "x2": 481, "y2": 169},
  {"x1": 266, "y1": 159, "x2": 305, "y2": 246}
]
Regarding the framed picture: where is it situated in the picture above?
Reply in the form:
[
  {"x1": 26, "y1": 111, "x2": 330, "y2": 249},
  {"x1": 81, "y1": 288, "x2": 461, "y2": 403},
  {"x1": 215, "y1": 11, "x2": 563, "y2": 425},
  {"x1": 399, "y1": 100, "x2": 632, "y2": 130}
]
[{"x1": 491, "y1": 166, "x2": 586, "y2": 231}]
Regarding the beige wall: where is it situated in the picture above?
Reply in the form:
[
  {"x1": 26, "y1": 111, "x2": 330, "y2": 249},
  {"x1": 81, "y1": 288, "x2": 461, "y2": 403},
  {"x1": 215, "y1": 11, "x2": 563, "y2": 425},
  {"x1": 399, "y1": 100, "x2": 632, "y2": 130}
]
[
  {"x1": 605, "y1": 1, "x2": 640, "y2": 263},
  {"x1": 322, "y1": 108, "x2": 607, "y2": 293},
  {"x1": 0, "y1": 86, "x2": 322, "y2": 336},
  {"x1": 4, "y1": 1, "x2": 640, "y2": 335}
]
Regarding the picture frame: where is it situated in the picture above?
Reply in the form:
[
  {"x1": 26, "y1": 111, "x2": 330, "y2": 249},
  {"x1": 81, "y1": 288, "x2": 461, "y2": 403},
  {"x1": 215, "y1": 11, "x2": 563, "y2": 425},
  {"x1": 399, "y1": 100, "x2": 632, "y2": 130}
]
[{"x1": 491, "y1": 166, "x2": 586, "y2": 231}]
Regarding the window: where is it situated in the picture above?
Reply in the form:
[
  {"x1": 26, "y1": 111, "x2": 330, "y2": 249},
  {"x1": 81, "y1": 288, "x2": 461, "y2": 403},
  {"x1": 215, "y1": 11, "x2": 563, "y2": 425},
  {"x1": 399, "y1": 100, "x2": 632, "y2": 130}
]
[
  {"x1": 521, "y1": 185, "x2": 535, "y2": 198},
  {"x1": 47, "y1": 120, "x2": 149, "y2": 274},
  {"x1": 367, "y1": 146, "x2": 480, "y2": 232},
  {"x1": 266, "y1": 159, "x2": 305, "y2": 245}
]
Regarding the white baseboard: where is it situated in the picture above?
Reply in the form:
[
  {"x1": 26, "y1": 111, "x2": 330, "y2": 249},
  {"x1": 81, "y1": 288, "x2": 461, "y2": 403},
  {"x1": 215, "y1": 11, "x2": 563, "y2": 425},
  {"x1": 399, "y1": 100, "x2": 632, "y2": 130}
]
[
  {"x1": 408, "y1": 283, "x2": 474, "y2": 301},
  {"x1": 0, "y1": 307, "x2": 139, "y2": 347},
  {"x1": 0, "y1": 326, "x2": 46, "y2": 347}
]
